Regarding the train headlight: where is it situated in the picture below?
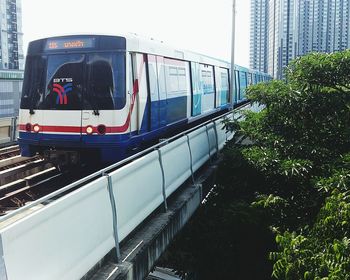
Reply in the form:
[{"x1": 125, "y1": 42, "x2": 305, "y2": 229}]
[
  {"x1": 33, "y1": 124, "x2": 40, "y2": 133},
  {"x1": 97, "y1": 125, "x2": 106, "y2": 135},
  {"x1": 86, "y1": 126, "x2": 94, "y2": 135},
  {"x1": 25, "y1": 123, "x2": 32, "y2": 132}
]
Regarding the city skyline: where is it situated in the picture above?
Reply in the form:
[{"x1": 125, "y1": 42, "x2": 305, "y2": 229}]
[{"x1": 251, "y1": 0, "x2": 350, "y2": 79}]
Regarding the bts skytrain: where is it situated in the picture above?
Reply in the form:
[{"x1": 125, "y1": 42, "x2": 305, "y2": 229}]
[{"x1": 18, "y1": 34, "x2": 271, "y2": 165}]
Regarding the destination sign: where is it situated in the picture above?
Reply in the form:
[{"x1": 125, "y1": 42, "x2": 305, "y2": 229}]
[{"x1": 45, "y1": 38, "x2": 95, "y2": 50}]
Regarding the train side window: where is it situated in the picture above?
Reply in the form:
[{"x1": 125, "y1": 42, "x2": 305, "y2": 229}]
[
  {"x1": 164, "y1": 58, "x2": 189, "y2": 97},
  {"x1": 201, "y1": 66, "x2": 214, "y2": 95},
  {"x1": 168, "y1": 66, "x2": 179, "y2": 93}
]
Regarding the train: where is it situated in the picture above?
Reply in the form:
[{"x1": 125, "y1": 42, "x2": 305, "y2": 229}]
[{"x1": 18, "y1": 34, "x2": 271, "y2": 165}]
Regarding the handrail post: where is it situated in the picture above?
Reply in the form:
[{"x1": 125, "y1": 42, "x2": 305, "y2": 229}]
[
  {"x1": 103, "y1": 172, "x2": 121, "y2": 262},
  {"x1": 157, "y1": 150, "x2": 168, "y2": 212},
  {"x1": 205, "y1": 126, "x2": 212, "y2": 163},
  {"x1": 213, "y1": 122, "x2": 219, "y2": 155},
  {"x1": 186, "y1": 135, "x2": 195, "y2": 184}
]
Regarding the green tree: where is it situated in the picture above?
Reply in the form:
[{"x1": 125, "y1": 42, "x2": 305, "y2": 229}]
[
  {"x1": 241, "y1": 51, "x2": 350, "y2": 279},
  {"x1": 157, "y1": 50, "x2": 350, "y2": 279}
]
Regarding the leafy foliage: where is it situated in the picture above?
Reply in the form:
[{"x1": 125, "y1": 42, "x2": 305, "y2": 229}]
[
  {"x1": 156, "y1": 51, "x2": 350, "y2": 279},
  {"x1": 245, "y1": 51, "x2": 350, "y2": 279},
  {"x1": 272, "y1": 191, "x2": 350, "y2": 279}
]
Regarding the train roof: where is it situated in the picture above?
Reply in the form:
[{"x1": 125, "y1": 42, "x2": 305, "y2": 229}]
[
  {"x1": 123, "y1": 33, "x2": 230, "y2": 68},
  {"x1": 28, "y1": 33, "x2": 270, "y2": 77}
]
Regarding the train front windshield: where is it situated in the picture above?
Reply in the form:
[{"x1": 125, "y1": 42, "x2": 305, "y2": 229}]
[{"x1": 21, "y1": 52, "x2": 126, "y2": 111}]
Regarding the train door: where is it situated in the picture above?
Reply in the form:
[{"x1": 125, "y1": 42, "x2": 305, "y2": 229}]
[
  {"x1": 129, "y1": 53, "x2": 148, "y2": 134},
  {"x1": 234, "y1": 70, "x2": 240, "y2": 103},
  {"x1": 147, "y1": 55, "x2": 161, "y2": 130},
  {"x1": 239, "y1": 71, "x2": 247, "y2": 100},
  {"x1": 191, "y1": 62, "x2": 202, "y2": 117},
  {"x1": 156, "y1": 56, "x2": 167, "y2": 127}
]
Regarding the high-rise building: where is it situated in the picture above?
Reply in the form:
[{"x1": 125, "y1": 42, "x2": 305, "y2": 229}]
[
  {"x1": 0, "y1": 70, "x2": 23, "y2": 118},
  {"x1": 250, "y1": 0, "x2": 269, "y2": 73},
  {"x1": 308, "y1": 0, "x2": 350, "y2": 53},
  {"x1": 0, "y1": 0, "x2": 24, "y2": 70},
  {"x1": 250, "y1": 0, "x2": 350, "y2": 79},
  {"x1": 294, "y1": 0, "x2": 311, "y2": 56},
  {"x1": 0, "y1": 0, "x2": 24, "y2": 118},
  {"x1": 267, "y1": 0, "x2": 280, "y2": 78},
  {"x1": 265, "y1": 0, "x2": 295, "y2": 79}
]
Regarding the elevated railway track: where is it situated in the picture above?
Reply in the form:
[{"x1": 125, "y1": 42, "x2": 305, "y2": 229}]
[
  {"x1": 0, "y1": 152, "x2": 107, "y2": 217},
  {"x1": 0, "y1": 103, "x2": 264, "y2": 280}
]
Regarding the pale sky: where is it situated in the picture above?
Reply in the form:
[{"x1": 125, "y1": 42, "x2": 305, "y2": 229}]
[{"x1": 21, "y1": 0, "x2": 250, "y2": 67}]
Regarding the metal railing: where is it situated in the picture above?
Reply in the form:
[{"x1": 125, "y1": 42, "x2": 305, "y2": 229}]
[
  {"x1": 0, "y1": 103, "x2": 255, "y2": 280},
  {"x1": 0, "y1": 104, "x2": 248, "y2": 224}
]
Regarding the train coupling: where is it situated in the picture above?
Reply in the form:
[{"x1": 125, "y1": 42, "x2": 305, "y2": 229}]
[{"x1": 43, "y1": 149, "x2": 80, "y2": 167}]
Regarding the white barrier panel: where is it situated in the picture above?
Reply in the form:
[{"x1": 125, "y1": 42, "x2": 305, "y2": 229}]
[
  {"x1": 188, "y1": 126, "x2": 210, "y2": 173},
  {"x1": 206, "y1": 123, "x2": 218, "y2": 157},
  {"x1": 0, "y1": 108, "x2": 256, "y2": 279},
  {"x1": 0, "y1": 177, "x2": 114, "y2": 280},
  {"x1": 214, "y1": 119, "x2": 227, "y2": 150},
  {"x1": 159, "y1": 136, "x2": 191, "y2": 197},
  {"x1": 223, "y1": 113, "x2": 236, "y2": 141},
  {"x1": 248, "y1": 102, "x2": 264, "y2": 113},
  {"x1": 109, "y1": 151, "x2": 163, "y2": 241}
]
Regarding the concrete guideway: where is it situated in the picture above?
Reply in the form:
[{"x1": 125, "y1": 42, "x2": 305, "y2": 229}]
[
  {"x1": 0, "y1": 103, "x2": 260, "y2": 280},
  {"x1": 88, "y1": 161, "x2": 219, "y2": 280}
]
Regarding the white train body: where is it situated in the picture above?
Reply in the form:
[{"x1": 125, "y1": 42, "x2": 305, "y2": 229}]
[{"x1": 18, "y1": 34, "x2": 269, "y2": 163}]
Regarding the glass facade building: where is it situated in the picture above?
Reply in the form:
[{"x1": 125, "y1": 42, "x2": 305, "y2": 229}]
[
  {"x1": 0, "y1": 0, "x2": 24, "y2": 118},
  {"x1": 251, "y1": 0, "x2": 350, "y2": 79},
  {"x1": 0, "y1": 0, "x2": 24, "y2": 70},
  {"x1": 0, "y1": 70, "x2": 23, "y2": 118},
  {"x1": 250, "y1": 0, "x2": 269, "y2": 73},
  {"x1": 307, "y1": 0, "x2": 350, "y2": 53}
]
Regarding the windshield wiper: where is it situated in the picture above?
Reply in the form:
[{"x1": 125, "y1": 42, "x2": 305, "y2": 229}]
[
  {"x1": 29, "y1": 89, "x2": 35, "y2": 115},
  {"x1": 90, "y1": 84, "x2": 100, "y2": 115},
  {"x1": 29, "y1": 68, "x2": 45, "y2": 115}
]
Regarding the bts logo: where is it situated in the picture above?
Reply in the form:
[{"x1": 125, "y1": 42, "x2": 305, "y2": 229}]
[
  {"x1": 53, "y1": 78, "x2": 73, "y2": 83},
  {"x1": 53, "y1": 78, "x2": 73, "y2": 105}
]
